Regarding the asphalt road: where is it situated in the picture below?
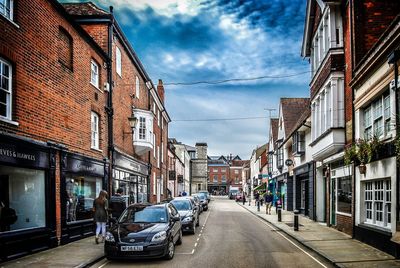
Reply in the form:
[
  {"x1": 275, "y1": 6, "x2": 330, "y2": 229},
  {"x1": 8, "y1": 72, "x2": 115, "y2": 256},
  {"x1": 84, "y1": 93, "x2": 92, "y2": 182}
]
[{"x1": 90, "y1": 196, "x2": 333, "y2": 268}]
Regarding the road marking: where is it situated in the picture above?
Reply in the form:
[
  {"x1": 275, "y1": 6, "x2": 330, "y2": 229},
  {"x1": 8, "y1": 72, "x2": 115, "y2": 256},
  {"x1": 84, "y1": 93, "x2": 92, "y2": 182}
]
[
  {"x1": 191, "y1": 249, "x2": 195, "y2": 254},
  {"x1": 194, "y1": 242, "x2": 198, "y2": 247},
  {"x1": 249, "y1": 211, "x2": 328, "y2": 268},
  {"x1": 199, "y1": 233, "x2": 202, "y2": 237},
  {"x1": 97, "y1": 260, "x2": 109, "y2": 268},
  {"x1": 197, "y1": 237, "x2": 200, "y2": 241}
]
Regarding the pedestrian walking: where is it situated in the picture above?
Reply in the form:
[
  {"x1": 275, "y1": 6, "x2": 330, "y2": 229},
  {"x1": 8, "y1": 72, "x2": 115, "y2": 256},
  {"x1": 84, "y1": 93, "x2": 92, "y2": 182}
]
[
  {"x1": 93, "y1": 190, "x2": 108, "y2": 244},
  {"x1": 242, "y1": 192, "x2": 246, "y2": 205},
  {"x1": 255, "y1": 191, "x2": 260, "y2": 211},
  {"x1": 109, "y1": 188, "x2": 126, "y2": 220},
  {"x1": 182, "y1": 190, "x2": 187, "y2": 196},
  {"x1": 264, "y1": 191, "x2": 273, "y2": 214}
]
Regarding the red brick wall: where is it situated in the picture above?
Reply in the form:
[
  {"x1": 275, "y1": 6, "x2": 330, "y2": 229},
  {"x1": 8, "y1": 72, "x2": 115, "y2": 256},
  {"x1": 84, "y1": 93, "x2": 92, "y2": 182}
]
[
  {"x1": 336, "y1": 214, "x2": 353, "y2": 235},
  {"x1": 0, "y1": 0, "x2": 108, "y2": 158},
  {"x1": 353, "y1": 1, "x2": 400, "y2": 67},
  {"x1": 208, "y1": 166, "x2": 229, "y2": 184}
]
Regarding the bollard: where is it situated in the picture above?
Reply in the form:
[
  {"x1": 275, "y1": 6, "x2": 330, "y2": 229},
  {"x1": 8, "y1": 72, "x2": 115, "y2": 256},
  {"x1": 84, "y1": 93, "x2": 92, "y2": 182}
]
[
  {"x1": 294, "y1": 210, "x2": 299, "y2": 231},
  {"x1": 277, "y1": 205, "x2": 282, "y2": 222}
]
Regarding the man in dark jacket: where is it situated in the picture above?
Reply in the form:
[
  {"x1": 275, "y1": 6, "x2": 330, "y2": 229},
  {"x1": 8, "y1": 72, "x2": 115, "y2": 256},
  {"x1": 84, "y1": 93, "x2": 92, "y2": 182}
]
[{"x1": 109, "y1": 188, "x2": 126, "y2": 219}]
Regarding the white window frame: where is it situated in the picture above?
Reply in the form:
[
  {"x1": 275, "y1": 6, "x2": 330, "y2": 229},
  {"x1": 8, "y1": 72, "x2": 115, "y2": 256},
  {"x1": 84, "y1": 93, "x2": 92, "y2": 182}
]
[
  {"x1": 91, "y1": 111, "x2": 99, "y2": 149},
  {"x1": 153, "y1": 172, "x2": 156, "y2": 195},
  {"x1": 0, "y1": 58, "x2": 12, "y2": 121},
  {"x1": 90, "y1": 60, "x2": 99, "y2": 88},
  {"x1": 153, "y1": 133, "x2": 156, "y2": 158},
  {"x1": 161, "y1": 142, "x2": 164, "y2": 163},
  {"x1": 135, "y1": 76, "x2": 140, "y2": 99},
  {"x1": 364, "y1": 179, "x2": 391, "y2": 229},
  {"x1": 116, "y1": 46, "x2": 122, "y2": 77},
  {"x1": 157, "y1": 110, "x2": 160, "y2": 127},
  {"x1": 157, "y1": 146, "x2": 160, "y2": 168},
  {"x1": 161, "y1": 174, "x2": 164, "y2": 196},
  {"x1": 0, "y1": 0, "x2": 13, "y2": 21},
  {"x1": 363, "y1": 91, "x2": 391, "y2": 140},
  {"x1": 213, "y1": 168, "x2": 218, "y2": 172},
  {"x1": 138, "y1": 116, "x2": 146, "y2": 140},
  {"x1": 234, "y1": 170, "x2": 239, "y2": 174}
]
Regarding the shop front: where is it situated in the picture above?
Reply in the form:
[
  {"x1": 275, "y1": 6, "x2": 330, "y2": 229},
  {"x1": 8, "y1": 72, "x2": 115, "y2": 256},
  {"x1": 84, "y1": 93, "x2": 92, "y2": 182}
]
[
  {"x1": 112, "y1": 150, "x2": 149, "y2": 205},
  {"x1": 60, "y1": 152, "x2": 107, "y2": 244},
  {"x1": 275, "y1": 173, "x2": 293, "y2": 211},
  {"x1": 0, "y1": 134, "x2": 57, "y2": 261},
  {"x1": 293, "y1": 162, "x2": 315, "y2": 219}
]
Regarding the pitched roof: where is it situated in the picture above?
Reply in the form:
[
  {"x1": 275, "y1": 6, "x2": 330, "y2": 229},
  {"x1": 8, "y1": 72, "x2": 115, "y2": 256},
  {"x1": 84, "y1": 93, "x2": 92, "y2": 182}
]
[
  {"x1": 286, "y1": 107, "x2": 311, "y2": 142},
  {"x1": 62, "y1": 2, "x2": 109, "y2": 16},
  {"x1": 230, "y1": 160, "x2": 249, "y2": 167},
  {"x1": 281, "y1": 98, "x2": 310, "y2": 137},
  {"x1": 255, "y1": 143, "x2": 267, "y2": 159},
  {"x1": 271, "y1": 118, "x2": 279, "y2": 143}
]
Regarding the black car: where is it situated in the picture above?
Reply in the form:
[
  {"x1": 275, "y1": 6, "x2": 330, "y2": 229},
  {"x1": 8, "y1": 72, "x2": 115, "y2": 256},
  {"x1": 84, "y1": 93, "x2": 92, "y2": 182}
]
[
  {"x1": 195, "y1": 193, "x2": 209, "y2": 211},
  {"x1": 170, "y1": 198, "x2": 199, "y2": 234},
  {"x1": 104, "y1": 203, "x2": 182, "y2": 260}
]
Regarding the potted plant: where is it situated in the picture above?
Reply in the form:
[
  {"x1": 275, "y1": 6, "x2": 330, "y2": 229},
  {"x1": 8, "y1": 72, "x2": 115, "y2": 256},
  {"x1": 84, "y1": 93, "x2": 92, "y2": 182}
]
[
  {"x1": 357, "y1": 139, "x2": 372, "y2": 174},
  {"x1": 344, "y1": 143, "x2": 358, "y2": 166},
  {"x1": 369, "y1": 135, "x2": 384, "y2": 161}
]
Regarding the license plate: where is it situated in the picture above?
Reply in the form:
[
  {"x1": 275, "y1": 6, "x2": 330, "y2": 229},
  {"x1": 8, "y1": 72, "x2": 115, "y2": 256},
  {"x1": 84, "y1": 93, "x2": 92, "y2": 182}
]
[{"x1": 121, "y1": 246, "x2": 143, "y2": 252}]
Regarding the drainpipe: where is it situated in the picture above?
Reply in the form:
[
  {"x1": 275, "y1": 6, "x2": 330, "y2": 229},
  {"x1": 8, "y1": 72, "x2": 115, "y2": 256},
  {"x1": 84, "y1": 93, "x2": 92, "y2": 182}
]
[
  {"x1": 106, "y1": 6, "x2": 114, "y2": 194},
  {"x1": 147, "y1": 84, "x2": 151, "y2": 203}
]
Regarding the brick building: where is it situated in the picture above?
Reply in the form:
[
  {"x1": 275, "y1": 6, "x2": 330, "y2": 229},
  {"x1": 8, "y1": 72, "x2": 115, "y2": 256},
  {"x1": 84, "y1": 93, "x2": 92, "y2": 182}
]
[
  {"x1": 301, "y1": 0, "x2": 400, "y2": 241},
  {"x1": 207, "y1": 156, "x2": 230, "y2": 194},
  {"x1": 0, "y1": 1, "x2": 169, "y2": 261}
]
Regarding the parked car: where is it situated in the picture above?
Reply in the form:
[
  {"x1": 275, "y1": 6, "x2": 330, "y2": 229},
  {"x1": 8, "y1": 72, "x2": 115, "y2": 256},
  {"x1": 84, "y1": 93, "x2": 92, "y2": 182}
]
[
  {"x1": 194, "y1": 193, "x2": 209, "y2": 211},
  {"x1": 198, "y1": 190, "x2": 210, "y2": 202},
  {"x1": 104, "y1": 203, "x2": 182, "y2": 260},
  {"x1": 235, "y1": 193, "x2": 243, "y2": 202},
  {"x1": 170, "y1": 197, "x2": 199, "y2": 234},
  {"x1": 190, "y1": 195, "x2": 203, "y2": 214},
  {"x1": 229, "y1": 189, "x2": 239, "y2": 200}
]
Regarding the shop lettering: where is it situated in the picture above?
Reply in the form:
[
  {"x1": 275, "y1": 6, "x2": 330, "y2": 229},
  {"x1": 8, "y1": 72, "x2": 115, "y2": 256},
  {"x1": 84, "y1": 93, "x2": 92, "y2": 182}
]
[
  {"x1": 0, "y1": 148, "x2": 36, "y2": 161},
  {"x1": 76, "y1": 164, "x2": 96, "y2": 172}
]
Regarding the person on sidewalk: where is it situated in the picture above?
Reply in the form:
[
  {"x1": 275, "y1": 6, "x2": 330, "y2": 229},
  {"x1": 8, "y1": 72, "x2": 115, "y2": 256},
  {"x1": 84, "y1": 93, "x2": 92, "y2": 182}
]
[
  {"x1": 93, "y1": 190, "x2": 108, "y2": 244},
  {"x1": 108, "y1": 188, "x2": 126, "y2": 220},
  {"x1": 242, "y1": 192, "x2": 246, "y2": 205},
  {"x1": 264, "y1": 191, "x2": 273, "y2": 214},
  {"x1": 254, "y1": 191, "x2": 260, "y2": 211}
]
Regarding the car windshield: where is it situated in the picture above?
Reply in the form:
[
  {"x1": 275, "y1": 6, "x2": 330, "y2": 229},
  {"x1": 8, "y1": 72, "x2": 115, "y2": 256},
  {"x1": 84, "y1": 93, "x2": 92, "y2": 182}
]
[
  {"x1": 119, "y1": 206, "x2": 167, "y2": 224},
  {"x1": 171, "y1": 200, "x2": 192, "y2": 211},
  {"x1": 197, "y1": 195, "x2": 206, "y2": 200}
]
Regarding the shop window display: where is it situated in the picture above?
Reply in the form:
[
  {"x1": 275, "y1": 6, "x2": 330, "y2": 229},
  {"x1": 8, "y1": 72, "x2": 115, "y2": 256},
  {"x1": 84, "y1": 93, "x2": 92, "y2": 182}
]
[
  {"x1": 337, "y1": 176, "x2": 352, "y2": 214},
  {"x1": 65, "y1": 176, "x2": 102, "y2": 223},
  {"x1": 0, "y1": 166, "x2": 46, "y2": 232}
]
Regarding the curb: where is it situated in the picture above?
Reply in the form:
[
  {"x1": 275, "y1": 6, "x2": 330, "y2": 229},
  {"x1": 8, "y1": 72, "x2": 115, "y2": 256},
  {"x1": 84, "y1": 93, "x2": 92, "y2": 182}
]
[
  {"x1": 75, "y1": 255, "x2": 105, "y2": 268},
  {"x1": 239, "y1": 203, "x2": 340, "y2": 268}
]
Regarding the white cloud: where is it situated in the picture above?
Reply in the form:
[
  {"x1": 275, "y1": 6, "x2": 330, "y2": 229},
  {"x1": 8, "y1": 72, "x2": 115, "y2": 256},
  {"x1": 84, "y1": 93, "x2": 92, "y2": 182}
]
[{"x1": 100, "y1": 0, "x2": 206, "y2": 17}]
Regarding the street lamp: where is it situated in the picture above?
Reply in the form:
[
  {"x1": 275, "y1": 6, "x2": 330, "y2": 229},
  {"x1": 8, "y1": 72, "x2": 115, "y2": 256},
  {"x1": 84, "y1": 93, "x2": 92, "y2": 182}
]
[{"x1": 123, "y1": 116, "x2": 138, "y2": 135}]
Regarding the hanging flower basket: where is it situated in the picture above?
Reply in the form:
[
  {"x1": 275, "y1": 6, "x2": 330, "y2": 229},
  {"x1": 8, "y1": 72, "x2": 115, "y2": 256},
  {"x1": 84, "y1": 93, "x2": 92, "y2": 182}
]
[{"x1": 359, "y1": 163, "x2": 366, "y2": 175}]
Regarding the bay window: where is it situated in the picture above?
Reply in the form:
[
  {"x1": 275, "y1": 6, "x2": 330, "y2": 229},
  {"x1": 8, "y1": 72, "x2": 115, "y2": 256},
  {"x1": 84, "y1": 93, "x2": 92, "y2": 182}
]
[
  {"x1": 363, "y1": 91, "x2": 391, "y2": 140},
  {"x1": 292, "y1": 131, "x2": 305, "y2": 155}
]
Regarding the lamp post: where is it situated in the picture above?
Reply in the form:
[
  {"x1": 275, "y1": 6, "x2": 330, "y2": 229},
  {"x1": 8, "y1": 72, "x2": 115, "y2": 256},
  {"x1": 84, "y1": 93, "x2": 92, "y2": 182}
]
[{"x1": 388, "y1": 50, "x2": 400, "y2": 228}]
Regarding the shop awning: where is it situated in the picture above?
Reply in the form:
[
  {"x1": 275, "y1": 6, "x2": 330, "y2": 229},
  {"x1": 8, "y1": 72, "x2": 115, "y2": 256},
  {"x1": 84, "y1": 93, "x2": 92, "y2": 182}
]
[{"x1": 253, "y1": 183, "x2": 266, "y2": 191}]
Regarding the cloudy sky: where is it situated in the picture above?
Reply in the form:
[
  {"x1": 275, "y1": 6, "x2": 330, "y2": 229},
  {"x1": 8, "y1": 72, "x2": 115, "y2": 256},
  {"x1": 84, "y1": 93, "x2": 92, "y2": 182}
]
[{"x1": 71, "y1": 0, "x2": 310, "y2": 159}]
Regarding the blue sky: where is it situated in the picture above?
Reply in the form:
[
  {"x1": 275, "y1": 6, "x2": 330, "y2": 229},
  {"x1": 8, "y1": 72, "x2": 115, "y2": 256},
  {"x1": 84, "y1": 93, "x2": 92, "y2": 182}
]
[{"x1": 70, "y1": 0, "x2": 310, "y2": 158}]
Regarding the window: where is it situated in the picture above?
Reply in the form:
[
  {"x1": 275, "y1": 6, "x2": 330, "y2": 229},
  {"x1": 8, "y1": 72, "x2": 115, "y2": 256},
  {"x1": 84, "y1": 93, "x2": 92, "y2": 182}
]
[
  {"x1": 235, "y1": 177, "x2": 239, "y2": 184},
  {"x1": 91, "y1": 112, "x2": 99, "y2": 149},
  {"x1": 364, "y1": 179, "x2": 391, "y2": 228},
  {"x1": 221, "y1": 175, "x2": 226, "y2": 182},
  {"x1": 213, "y1": 175, "x2": 218, "y2": 182},
  {"x1": 363, "y1": 91, "x2": 391, "y2": 139},
  {"x1": 135, "y1": 76, "x2": 140, "y2": 99},
  {"x1": 153, "y1": 134, "x2": 156, "y2": 157},
  {"x1": 213, "y1": 168, "x2": 218, "y2": 172},
  {"x1": 234, "y1": 170, "x2": 239, "y2": 174},
  {"x1": 58, "y1": 28, "x2": 73, "y2": 70},
  {"x1": 277, "y1": 143, "x2": 284, "y2": 168},
  {"x1": 0, "y1": 0, "x2": 13, "y2": 20},
  {"x1": 116, "y1": 46, "x2": 122, "y2": 77},
  {"x1": 0, "y1": 166, "x2": 45, "y2": 232},
  {"x1": 138, "y1": 117, "x2": 146, "y2": 140},
  {"x1": 221, "y1": 168, "x2": 226, "y2": 173},
  {"x1": 337, "y1": 176, "x2": 351, "y2": 214},
  {"x1": 292, "y1": 131, "x2": 305, "y2": 155},
  {"x1": 0, "y1": 58, "x2": 12, "y2": 120},
  {"x1": 90, "y1": 60, "x2": 99, "y2": 88},
  {"x1": 157, "y1": 146, "x2": 160, "y2": 168},
  {"x1": 268, "y1": 153, "x2": 273, "y2": 173},
  {"x1": 301, "y1": 181, "x2": 306, "y2": 209},
  {"x1": 153, "y1": 172, "x2": 156, "y2": 195},
  {"x1": 157, "y1": 110, "x2": 160, "y2": 127},
  {"x1": 161, "y1": 142, "x2": 164, "y2": 163},
  {"x1": 161, "y1": 174, "x2": 164, "y2": 195}
]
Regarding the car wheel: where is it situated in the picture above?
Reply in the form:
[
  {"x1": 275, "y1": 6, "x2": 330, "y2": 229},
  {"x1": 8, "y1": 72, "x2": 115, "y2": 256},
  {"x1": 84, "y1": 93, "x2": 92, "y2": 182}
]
[
  {"x1": 176, "y1": 229, "x2": 183, "y2": 245},
  {"x1": 165, "y1": 240, "x2": 175, "y2": 260},
  {"x1": 191, "y1": 224, "x2": 196, "y2": 234},
  {"x1": 196, "y1": 217, "x2": 200, "y2": 227}
]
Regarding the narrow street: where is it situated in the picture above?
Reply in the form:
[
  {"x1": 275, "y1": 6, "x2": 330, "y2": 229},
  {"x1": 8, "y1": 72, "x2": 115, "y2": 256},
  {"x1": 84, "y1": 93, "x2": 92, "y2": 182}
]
[{"x1": 91, "y1": 197, "x2": 333, "y2": 268}]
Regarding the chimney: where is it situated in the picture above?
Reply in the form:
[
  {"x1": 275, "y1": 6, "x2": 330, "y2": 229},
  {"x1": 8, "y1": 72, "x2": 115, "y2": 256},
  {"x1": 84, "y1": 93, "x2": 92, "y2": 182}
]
[{"x1": 157, "y1": 79, "x2": 165, "y2": 104}]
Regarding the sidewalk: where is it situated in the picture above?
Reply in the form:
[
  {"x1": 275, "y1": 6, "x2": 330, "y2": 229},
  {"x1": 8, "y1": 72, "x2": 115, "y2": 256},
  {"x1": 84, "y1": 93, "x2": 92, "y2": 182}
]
[
  {"x1": 240, "y1": 202, "x2": 400, "y2": 268},
  {"x1": 0, "y1": 236, "x2": 104, "y2": 268}
]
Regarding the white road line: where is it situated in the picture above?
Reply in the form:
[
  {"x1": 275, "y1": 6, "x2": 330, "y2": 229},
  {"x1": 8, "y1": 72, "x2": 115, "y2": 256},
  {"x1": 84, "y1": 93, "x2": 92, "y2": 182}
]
[
  {"x1": 176, "y1": 252, "x2": 194, "y2": 255},
  {"x1": 199, "y1": 233, "x2": 202, "y2": 237},
  {"x1": 191, "y1": 249, "x2": 195, "y2": 254},
  {"x1": 197, "y1": 237, "x2": 200, "y2": 241},
  {"x1": 97, "y1": 260, "x2": 110, "y2": 268},
  {"x1": 249, "y1": 212, "x2": 328, "y2": 268},
  {"x1": 194, "y1": 242, "x2": 198, "y2": 247}
]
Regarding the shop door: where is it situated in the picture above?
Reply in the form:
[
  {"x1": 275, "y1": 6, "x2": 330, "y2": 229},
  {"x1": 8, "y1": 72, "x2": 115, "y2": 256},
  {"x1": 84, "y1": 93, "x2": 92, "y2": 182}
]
[{"x1": 331, "y1": 178, "x2": 336, "y2": 226}]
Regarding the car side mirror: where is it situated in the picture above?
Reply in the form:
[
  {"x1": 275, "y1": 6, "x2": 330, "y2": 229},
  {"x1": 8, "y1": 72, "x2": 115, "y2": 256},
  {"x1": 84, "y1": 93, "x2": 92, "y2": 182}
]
[{"x1": 172, "y1": 216, "x2": 180, "y2": 222}]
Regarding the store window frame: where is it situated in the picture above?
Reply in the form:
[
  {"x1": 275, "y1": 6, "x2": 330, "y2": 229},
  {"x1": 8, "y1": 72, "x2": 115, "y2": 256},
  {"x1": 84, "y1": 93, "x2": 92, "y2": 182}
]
[{"x1": 363, "y1": 179, "x2": 391, "y2": 229}]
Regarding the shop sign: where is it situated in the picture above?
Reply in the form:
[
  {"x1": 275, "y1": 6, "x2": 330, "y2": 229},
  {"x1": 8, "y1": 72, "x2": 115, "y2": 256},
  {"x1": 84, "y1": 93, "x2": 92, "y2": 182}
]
[
  {"x1": 114, "y1": 151, "x2": 149, "y2": 176},
  {"x1": 0, "y1": 142, "x2": 49, "y2": 168},
  {"x1": 64, "y1": 156, "x2": 104, "y2": 176},
  {"x1": 177, "y1": 175, "x2": 183, "y2": 183}
]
